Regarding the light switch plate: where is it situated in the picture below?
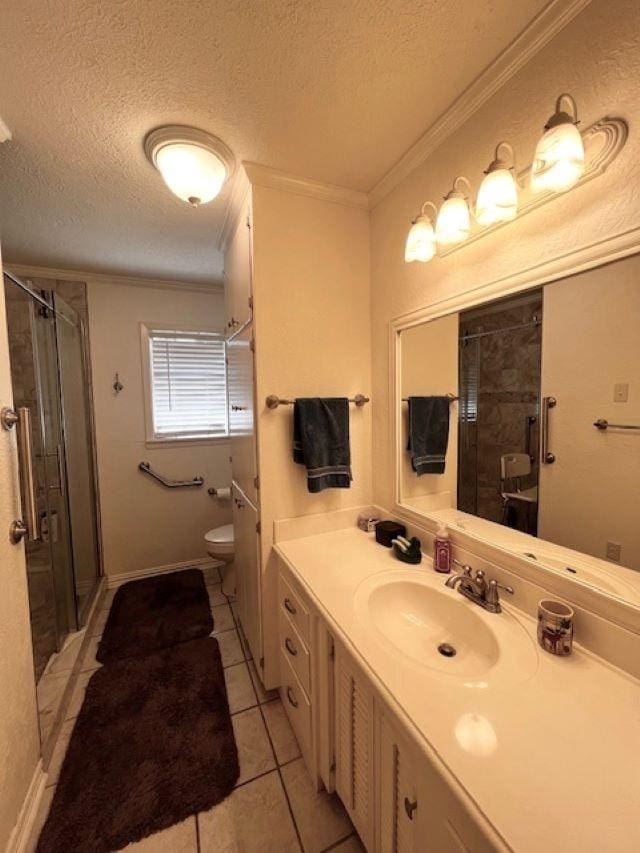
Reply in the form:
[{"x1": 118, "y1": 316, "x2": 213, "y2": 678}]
[{"x1": 613, "y1": 382, "x2": 629, "y2": 402}]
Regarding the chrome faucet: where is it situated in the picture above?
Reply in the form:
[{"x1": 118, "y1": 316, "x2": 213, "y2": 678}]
[{"x1": 445, "y1": 560, "x2": 514, "y2": 613}]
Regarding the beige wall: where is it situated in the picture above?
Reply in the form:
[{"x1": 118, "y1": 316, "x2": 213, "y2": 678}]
[
  {"x1": 400, "y1": 314, "x2": 459, "y2": 509},
  {"x1": 87, "y1": 279, "x2": 232, "y2": 578},
  {"x1": 0, "y1": 248, "x2": 41, "y2": 849},
  {"x1": 539, "y1": 255, "x2": 640, "y2": 569},
  {"x1": 370, "y1": 0, "x2": 640, "y2": 516},
  {"x1": 251, "y1": 184, "x2": 371, "y2": 684}
]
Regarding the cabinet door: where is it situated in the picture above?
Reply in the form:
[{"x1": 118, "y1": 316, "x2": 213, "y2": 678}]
[
  {"x1": 379, "y1": 712, "x2": 498, "y2": 853},
  {"x1": 335, "y1": 643, "x2": 375, "y2": 851},
  {"x1": 227, "y1": 324, "x2": 257, "y2": 505},
  {"x1": 377, "y1": 713, "x2": 420, "y2": 853},
  {"x1": 231, "y1": 482, "x2": 262, "y2": 666},
  {"x1": 224, "y1": 198, "x2": 252, "y2": 333}
]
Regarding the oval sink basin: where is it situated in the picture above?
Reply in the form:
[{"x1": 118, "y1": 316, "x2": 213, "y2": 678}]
[{"x1": 354, "y1": 569, "x2": 537, "y2": 686}]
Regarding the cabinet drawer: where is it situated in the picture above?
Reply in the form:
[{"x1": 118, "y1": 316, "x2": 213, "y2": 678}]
[
  {"x1": 278, "y1": 573, "x2": 311, "y2": 645},
  {"x1": 279, "y1": 649, "x2": 312, "y2": 760},
  {"x1": 278, "y1": 606, "x2": 311, "y2": 695}
]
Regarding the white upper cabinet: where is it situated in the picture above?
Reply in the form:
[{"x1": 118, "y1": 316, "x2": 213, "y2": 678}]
[
  {"x1": 224, "y1": 198, "x2": 253, "y2": 334},
  {"x1": 227, "y1": 324, "x2": 257, "y2": 504}
]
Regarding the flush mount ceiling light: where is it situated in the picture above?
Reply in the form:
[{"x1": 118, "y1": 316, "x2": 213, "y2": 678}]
[
  {"x1": 404, "y1": 202, "x2": 438, "y2": 263},
  {"x1": 475, "y1": 142, "x2": 519, "y2": 226},
  {"x1": 436, "y1": 177, "x2": 472, "y2": 246},
  {"x1": 144, "y1": 126, "x2": 235, "y2": 207},
  {"x1": 531, "y1": 94, "x2": 584, "y2": 194}
]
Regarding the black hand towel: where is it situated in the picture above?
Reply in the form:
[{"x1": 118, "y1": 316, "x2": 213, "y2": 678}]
[
  {"x1": 407, "y1": 396, "x2": 450, "y2": 475},
  {"x1": 293, "y1": 398, "x2": 352, "y2": 493}
]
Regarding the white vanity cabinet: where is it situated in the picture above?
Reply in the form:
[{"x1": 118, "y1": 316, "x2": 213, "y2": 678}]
[{"x1": 276, "y1": 558, "x2": 501, "y2": 853}]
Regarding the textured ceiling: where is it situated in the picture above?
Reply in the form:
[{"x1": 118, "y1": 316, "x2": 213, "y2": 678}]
[{"x1": 0, "y1": 0, "x2": 549, "y2": 284}]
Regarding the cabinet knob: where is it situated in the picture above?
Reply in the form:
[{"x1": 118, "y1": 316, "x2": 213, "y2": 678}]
[
  {"x1": 283, "y1": 597, "x2": 297, "y2": 615},
  {"x1": 404, "y1": 797, "x2": 418, "y2": 820},
  {"x1": 285, "y1": 637, "x2": 298, "y2": 657},
  {"x1": 286, "y1": 686, "x2": 299, "y2": 708}
]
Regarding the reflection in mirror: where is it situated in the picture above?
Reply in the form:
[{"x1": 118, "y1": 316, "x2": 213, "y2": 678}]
[{"x1": 398, "y1": 254, "x2": 640, "y2": 604}]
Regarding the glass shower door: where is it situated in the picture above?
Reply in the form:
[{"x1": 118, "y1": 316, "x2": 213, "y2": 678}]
[
  {"x1": 53, "y1": 294, "x2": 100, "y2": 621},
  {"x1": 4, "y1": 280, "x2": 76, "y2": 679}
]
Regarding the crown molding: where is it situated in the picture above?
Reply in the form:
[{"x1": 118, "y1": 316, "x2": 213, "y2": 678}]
[
  {"x1": 243, "y1": 161, "x2": 369, "y2": 210},
  {"x1": 369, "y1": 0, "x2": 593, "y2": 208},
  {"x1": 5, "y1": 263, "x2": 223, "y2": 294}
]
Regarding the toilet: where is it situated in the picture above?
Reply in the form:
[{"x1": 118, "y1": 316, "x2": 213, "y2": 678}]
[{"x1": 204, "y1": 524, "x2": 236, "y2": 596}]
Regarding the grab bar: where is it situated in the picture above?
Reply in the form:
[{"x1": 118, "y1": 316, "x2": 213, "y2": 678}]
[
  {"x1": 138, "y1": 461, "x2": 204, "y2": 488},
  {"x1": 540, "y1": 396, "x2": 556, "y2": 464},
  {"x1": 593, "y1": 419, "x2": 640, "y2": 431}
]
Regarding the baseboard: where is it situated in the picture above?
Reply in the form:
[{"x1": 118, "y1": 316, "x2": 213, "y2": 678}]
[
  {"x1": 106, "y1": 557, "x2": 223, "y2": 588},
  {"x1": 7, "y1": 760, "x2": 46, "y2": 853}
]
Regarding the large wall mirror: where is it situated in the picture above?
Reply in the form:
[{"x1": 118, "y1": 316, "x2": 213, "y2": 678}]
[{"x1": 396, "y1": 253, "x2": 640, "y2": 608}]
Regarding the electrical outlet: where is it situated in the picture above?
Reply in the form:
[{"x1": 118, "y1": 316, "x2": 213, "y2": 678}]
[
  {"x1": 606, "y1": 541, "x2": 622, "y2": 563},
  {"x1": 613, "y1": 382, "x2": 629, "y2": 403}
]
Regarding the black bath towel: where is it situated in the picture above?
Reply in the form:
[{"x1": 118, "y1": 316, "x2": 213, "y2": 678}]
[
  {"x1": 293, "y1": 398, "x2": 352, "y2": 493},
  {"x1": 407, "y1": 396, "x2": 450, "y2": 475}
]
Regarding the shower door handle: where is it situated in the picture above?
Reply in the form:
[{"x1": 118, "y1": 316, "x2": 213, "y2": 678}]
[
  {"x1": 15, "y1": 407, "x2": 40, "y2": 541},
  {"x1": 540, "y1": 396, "x2": 557, "y2": 465}
]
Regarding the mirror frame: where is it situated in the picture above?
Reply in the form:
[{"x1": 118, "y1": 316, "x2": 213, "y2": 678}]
[{"x1": 390, "y1": 229, "x2": 640, "y2": 631}]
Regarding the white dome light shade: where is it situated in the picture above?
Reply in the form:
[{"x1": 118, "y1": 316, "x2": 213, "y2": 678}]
[
  {"x1": 404, "y1": 204, "x2": 437, "y2": 263},
  {"x1": 531, "y1": 95, "x2": 584, "y2": 194},
  {"x1": 155, "y1": 143, "x2": 227, "y2": 206},
  {"x1": 476, "y1": 143, "x2": 519, "y2": 226},
  {"x1": 435, "y1": 180, "x2": 471, "y2": 246},
  {"x1": 144, "y1": 126, "x2": 235, "y2": 207}
]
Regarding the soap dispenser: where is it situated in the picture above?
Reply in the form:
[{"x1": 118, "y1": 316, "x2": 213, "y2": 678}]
[{"x1": 434, "y1": 523, "x2": 452, "y2": 573}]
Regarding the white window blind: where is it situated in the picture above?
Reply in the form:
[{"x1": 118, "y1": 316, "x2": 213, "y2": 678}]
[{"x1": 148, "y1": 329, "x2": 228, "y2": 439}]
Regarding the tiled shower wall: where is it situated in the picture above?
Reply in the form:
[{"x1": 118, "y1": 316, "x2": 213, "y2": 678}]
[{"x1": 458, "y1": 291, "x2": 542, "y2": 530}]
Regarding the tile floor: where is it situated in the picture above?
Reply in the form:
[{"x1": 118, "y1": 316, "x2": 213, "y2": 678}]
[{"x1": 29, "y1": 567, "x2": 364, "y2": 853}]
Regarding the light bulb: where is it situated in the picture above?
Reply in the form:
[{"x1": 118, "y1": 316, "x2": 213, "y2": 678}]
[
  {"x1": 435, "y1": 182, "x2": 471, "y2": 246},
  {"x1": 404, "y1": 206, "x2": 437, "y2": 263},
  {"x1": 531, "y1": 94, "x2": 585, "y2": 194},
  {"x1": 476, "y1": 143, "x2": 518, "y2": 226}
]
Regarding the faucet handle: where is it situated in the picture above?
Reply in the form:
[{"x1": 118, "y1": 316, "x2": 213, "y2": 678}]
[
  {"x1": 453, "y1": 559, "x2": 472, "y2": 576},
  {"x1": 490, "y1": 579, "x2": 514, "y2": 595}
]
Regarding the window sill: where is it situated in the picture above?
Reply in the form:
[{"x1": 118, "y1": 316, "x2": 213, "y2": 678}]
[{"x1": 145, "y1": 435, "x2": 230, "y2": 449}]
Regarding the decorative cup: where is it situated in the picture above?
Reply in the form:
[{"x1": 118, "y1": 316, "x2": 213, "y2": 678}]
[{"x1": 537, "y1": 599, "x2": 574, "y2": 656}]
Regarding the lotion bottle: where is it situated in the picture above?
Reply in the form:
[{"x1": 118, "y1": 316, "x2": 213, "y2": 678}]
[{"x1": 434, "y1": 523, "x2": 452, "y2": 573}]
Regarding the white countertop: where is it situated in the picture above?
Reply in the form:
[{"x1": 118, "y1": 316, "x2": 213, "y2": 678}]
[{"x1": 275, "y1": 527, "x2": 640, "y2": 853}]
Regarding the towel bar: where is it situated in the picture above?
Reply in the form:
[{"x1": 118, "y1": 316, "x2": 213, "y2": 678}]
[
  {"x1": 266, "y1": 394, "x2": 369, "y2": 409},
  {"x1": 593, "y1": 419, "x2": 640, "y2": 431},
  {"x1": 139, "y1": 461, "x2": 204, "y2": 488},
  {"x1": 401, "y1": 393, "x2": 459, "y2": 402}
]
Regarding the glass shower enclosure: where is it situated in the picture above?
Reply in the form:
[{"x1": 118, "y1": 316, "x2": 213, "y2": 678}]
[{"x1": 3, "y1": 271, "x2": 101, "y2": 683}]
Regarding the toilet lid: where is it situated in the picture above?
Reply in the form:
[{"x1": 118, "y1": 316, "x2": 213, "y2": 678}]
[{"x1": 205, "y1": 524, "x2": 234, "y2": 545}]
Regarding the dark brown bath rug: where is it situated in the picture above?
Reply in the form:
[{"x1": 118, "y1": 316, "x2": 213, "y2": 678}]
[
  {"x1": 97, "y1": 568, "x2": 213, "y2": 663},
  {"x1": 37, "y1": 637, "x2": 239, "y2": 853}
]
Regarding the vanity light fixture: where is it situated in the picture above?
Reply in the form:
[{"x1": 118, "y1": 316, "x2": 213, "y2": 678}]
[
  {"x1": 404, "y1": 202, "x2": 438, "y2": 263},
  {"x1": 531, "y1": 94, "x2": 584, "y2": 194},
  {"x1": 144, "y1": 125, "x2": 235, "y2": 207},
  {"x1": 435, "y1": 177, "x2": 472, "y2": 245},
  {"x1": 475, "y1": 142, "x2": 519, "y2": 226}
]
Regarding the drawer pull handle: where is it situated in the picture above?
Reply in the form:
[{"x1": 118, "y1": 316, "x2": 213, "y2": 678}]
[
  {"x1": 285, "y1": 637, "x2": 298, "y2": 656},
  {"x1": 404, "y1": 797, "x2": 418, "y2": 820},
  {"x1": 286, "y1": 687, "x2": 299, "y2": 708},
  {"x1": 284, "y1": 597, "x2": 297, "y2": 615}
]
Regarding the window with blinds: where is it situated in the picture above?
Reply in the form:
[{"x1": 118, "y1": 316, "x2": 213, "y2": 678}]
[{"x1": 146, "y1": 328, "x2": 228, "y2": 440}]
